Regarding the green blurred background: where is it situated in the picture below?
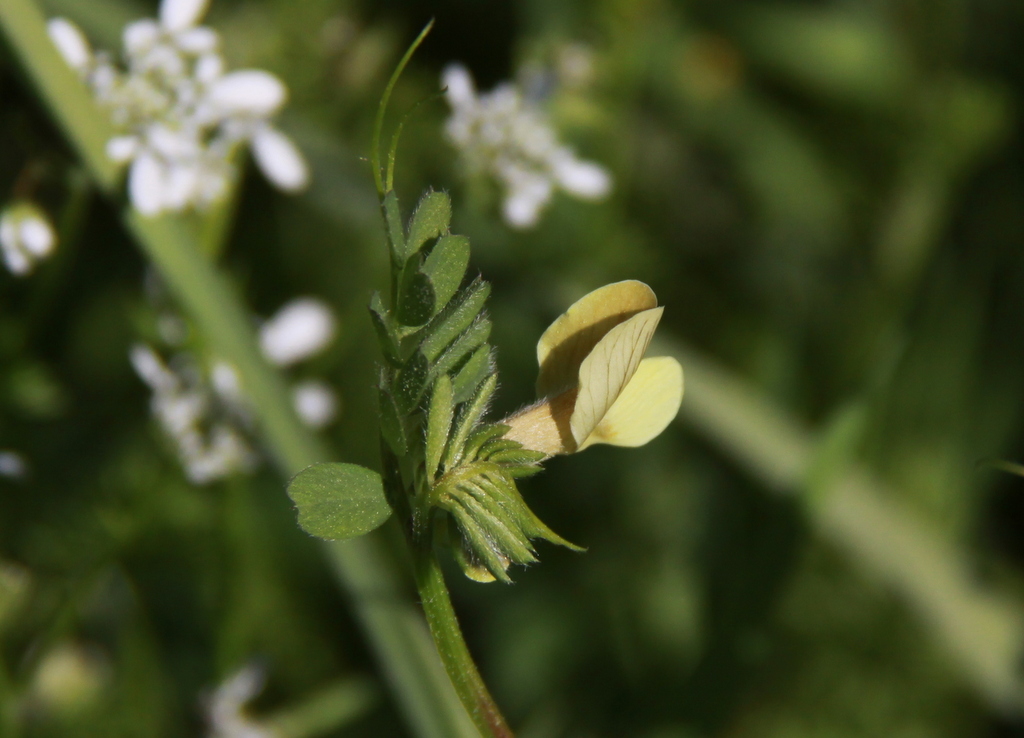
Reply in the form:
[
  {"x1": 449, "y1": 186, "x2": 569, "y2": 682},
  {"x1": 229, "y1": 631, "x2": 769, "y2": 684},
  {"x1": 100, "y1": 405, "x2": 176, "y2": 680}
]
[{"x1": 4, "y1": 0, "x2": 1024, "y2": 735}]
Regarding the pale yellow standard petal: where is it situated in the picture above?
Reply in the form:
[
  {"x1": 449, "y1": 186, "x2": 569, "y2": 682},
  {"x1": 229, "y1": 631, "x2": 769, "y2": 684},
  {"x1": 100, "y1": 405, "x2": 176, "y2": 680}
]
[
  {"x1": 577, "y1": 356, "x2": 683, "y2": 450},
  {"x1": 536, "y1": 280, "x2": 657, "y2": 398},
  {"x1": 569, "y1": 307, "x2": 663, "y2": 447}
]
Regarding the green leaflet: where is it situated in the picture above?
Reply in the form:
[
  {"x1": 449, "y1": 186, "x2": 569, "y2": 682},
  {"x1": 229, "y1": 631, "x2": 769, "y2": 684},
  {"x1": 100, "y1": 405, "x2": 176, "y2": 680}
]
[
  {"x1": 396, "y1": 262, "x2": 435, "y2": 326},
  {"x1": 422, "y1": 234, "x2": 470, "y2": 312},
  {"x1": 378, "y1": 386, "x2": 407, "y2": 456},
  {"x1": 431, "y1": 317, "x2": 491, "y2": 380},
  {"x1": 443, "y1": 374, "x2": 498, "y2": 472},
  {"x1": 426, "y1": 375, "x2": 454, "y2": 482},
  {"x1": 419, "y1": 279, "x2": 490, "y2": 361},
  {"x1": 451, "y1": 346, "x2": 493, "y2": 404},
  {"x1": 288, "y1": 462, "x2": 393, "y2": 540},
  {"x1": 405, "y1": 190, "x2": 451, "y2": 259}
]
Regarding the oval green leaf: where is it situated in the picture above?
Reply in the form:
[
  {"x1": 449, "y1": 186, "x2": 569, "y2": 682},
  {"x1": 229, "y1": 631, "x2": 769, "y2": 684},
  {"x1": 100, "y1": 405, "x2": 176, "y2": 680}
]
[{"x1": 288, "y1": 462, "x2": 392, "y2": 540}]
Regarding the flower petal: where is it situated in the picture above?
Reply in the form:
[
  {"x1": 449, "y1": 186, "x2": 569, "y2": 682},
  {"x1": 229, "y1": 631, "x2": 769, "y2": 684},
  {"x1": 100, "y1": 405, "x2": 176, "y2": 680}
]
[
  {"x1": 207, "y1": 70, "x2": 286, "y2": 117},
  {"x1": 292, "y1": 380, "x2": 338, "y2": 428},
  {"x1": 123, "y1": 19, "x2": 160, "y2": 56},
  {"x1": 159, "y1": 0, "x2": 210, "y2": 32},
  {"x1": 259, "y1": 298, "x2": 336, "y2": 367},
  {"x1": 577, "y1": 356, "x2": 683, "y2": 450},
  {"x1": 47, "y1": 18, "x2": 92, "y2": 72},
  {"x1": 550, "y1": 151, "x2": 612, "y2": 200},
  {"x1": 569, "y1": 306, "x2": 662, "y2": 447},
  {"x1": 19, "y1": 215, "x2": 56, "y2": 257},
  {"x1": 442, "y1": 63, "x2": 477, "y2": 109},
  {"x1": 129, "y1": 154, "x2": 167, "y2": 216},
  {"x1": 535, "y1": 280, "x2": 657, "y2": 398},
  {"x1": 251, "y1": 126, "x2": 309, "y2": 192}
]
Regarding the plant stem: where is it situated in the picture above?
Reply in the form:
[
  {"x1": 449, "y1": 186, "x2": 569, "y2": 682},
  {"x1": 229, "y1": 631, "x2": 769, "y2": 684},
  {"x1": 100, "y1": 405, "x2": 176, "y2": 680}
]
[
  {"x1": 414, "y1": 550, "x2": 514, "y2": 738},
  {"x1": 0, "y1": 3, "x2": 478, "y2": 735}
]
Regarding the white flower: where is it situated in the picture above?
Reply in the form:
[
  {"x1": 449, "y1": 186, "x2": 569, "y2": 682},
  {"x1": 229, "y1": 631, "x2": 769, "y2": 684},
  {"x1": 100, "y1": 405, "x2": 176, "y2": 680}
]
[
  {"x1": 259, "y1": 298, "x2": 336, "y2": 367},
  {"x1": 442, "y1": 63, "x2": 611, "y2": 229},
  {"x1": 0, "y1": 202, "x2": 57, "y2": 276},
  {"x1": 207, "y1": 663, "x2": 274, "y2": 738},
  {"x1": 292, "y1": 380, "x2": 338, "y2": 428},
  {"x1": 48, "y1": 0, "x2": 309, "y2": 217},
  {"x1": 130, "y1": 345, "x2": 258, "y2": 484},
  {"x1": 0, "y1": 450, "x2": 28, "y2": 480}
]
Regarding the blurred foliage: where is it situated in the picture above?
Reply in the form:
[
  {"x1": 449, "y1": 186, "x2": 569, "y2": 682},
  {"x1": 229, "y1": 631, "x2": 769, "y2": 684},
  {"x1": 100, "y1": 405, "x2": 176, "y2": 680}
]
[{"x1": 3, "y1": 0, "x2": 1024, "y2": 735}]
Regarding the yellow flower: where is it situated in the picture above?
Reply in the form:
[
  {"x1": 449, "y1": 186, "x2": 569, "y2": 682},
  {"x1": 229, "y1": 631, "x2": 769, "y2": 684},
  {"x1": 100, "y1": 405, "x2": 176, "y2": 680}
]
[{"x1": 503, "y1": 280, "x2": 683, "y2": 455}]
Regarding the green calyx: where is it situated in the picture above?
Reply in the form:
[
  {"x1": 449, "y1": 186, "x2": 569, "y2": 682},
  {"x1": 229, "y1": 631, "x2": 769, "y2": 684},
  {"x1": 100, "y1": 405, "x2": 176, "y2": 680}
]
[{"x1": 373, "y1": 188, "x2": 580, "y2": 583}]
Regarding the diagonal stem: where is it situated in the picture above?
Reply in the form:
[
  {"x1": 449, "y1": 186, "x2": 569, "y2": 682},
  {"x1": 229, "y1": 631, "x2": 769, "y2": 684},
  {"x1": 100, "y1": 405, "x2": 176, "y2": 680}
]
[{"x1": 415, "y1": 549, "x2": 514, "y2": 738}]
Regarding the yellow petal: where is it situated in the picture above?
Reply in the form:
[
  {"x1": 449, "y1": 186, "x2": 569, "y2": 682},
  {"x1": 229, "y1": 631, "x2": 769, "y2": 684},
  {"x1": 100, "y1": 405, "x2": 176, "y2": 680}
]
[
  {"x1": 569, "y1": 307, "x2": 663, "y2": 446},
  {"x1": 578, "y1": 356, "x2": 683, "y2": 450},
  {"x1": 536, "y1": 280, "x2": 657, "y2": 398}
]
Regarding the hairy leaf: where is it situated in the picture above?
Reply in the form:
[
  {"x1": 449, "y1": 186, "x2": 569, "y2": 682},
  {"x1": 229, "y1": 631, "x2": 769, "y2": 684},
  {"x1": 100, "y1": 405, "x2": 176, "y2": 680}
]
[{"x1": 288, "y1": 462, "x2": 392, "y2": 540}]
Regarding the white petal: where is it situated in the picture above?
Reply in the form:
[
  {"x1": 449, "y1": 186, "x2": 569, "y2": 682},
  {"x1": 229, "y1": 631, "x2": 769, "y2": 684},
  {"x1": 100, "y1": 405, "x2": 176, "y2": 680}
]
[
  {"x1": 551, "y1": 152, "x2": 611, "y2": 200},
  {"x1": 194, "y1": 53, "x2": 224, "y2": 84},
  {"x1": 2, "y1": 244, "x2": 30, "y2": 275},
  {"x1": 502, "y1": 174, "x2": 552, "y2": 229},
  {"x1": 123, "y1": 19, "x2": 160, "y2": 56},
  {"x1": 259, "y1": 298, "x2": 336, "y2": 367},
  {"x1": 292, "y1": 380, "x2": 338, "y2": 428},
  {"x1": 210, "y1": 361, "x2": 244, "y2": 404},
  {"x1": 206, "y1": 70, "x2": 286, "y2": 117},
  {"x1": 0, "y1": 450, "x2": 28, "y2": 479},
  {"x1": 47, "y1": 18, "x2": 92, "y2": 72},
  {"x1": 162, "y1": 163, "x2": 200, "y2": 211},
  {"x1": 106, "y1": 135, "x2": 140, "y2": 163},
  {"x1": 129, "y1": 344, "x2": 178, "y2": 393},
  {"x1": 159, "y1": 0, "x2": 210, "y2": 32},
  {"x1": 19, "y1": 216, "x2": 56, "y2": 257},
  {"x1": 174, "y1": 26, "x2": 218, "y2": 54},
  {"x1": 129, "y1": 154, "x2": 167, "y2": 216},
  {"x1": 442, "y1": 63, "x2": 476, "y2": 109},
  {"x1": 251, "y1": 127, "x2": 309, "y2": 192}
]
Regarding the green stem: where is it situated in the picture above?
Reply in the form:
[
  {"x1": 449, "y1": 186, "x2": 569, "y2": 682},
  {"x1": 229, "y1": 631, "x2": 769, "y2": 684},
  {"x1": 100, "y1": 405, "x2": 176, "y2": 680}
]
[
  {"x1": 415, "y1": 551, "x2": 513, "y2": 738},
  {"x1": 0, "y1": 3, "x2": 478, "y2": 736}
]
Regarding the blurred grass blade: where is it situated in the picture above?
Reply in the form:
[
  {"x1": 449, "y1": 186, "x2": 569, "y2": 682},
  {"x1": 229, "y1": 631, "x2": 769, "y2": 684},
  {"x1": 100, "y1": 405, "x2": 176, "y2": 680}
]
[{"x1": 662, "y1": 336, "x2": 1024, "y2": 711}]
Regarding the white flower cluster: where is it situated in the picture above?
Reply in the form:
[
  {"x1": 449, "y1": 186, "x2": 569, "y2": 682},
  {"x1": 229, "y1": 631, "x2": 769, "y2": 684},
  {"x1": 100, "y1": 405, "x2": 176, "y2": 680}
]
[
  {"x1": 131, "y1": 297, "x2": 338, "y2": 485},
  {"x1": 206, "y1": 663, "x2": 274, "y2": 738},
  {"x1": 0, "y1": 202, "x2": 56, "y2": 276},
  {"x1": 47, "y1": 0, "x2": 309, "y2": 217},
  {"x1": 442, "y1": 63, "x2": 611, "y2": 229}
]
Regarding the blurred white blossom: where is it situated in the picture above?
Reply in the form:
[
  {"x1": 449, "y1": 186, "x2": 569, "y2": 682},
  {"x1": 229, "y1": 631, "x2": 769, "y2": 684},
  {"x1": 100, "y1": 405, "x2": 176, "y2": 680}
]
[
  {"x1": 47, "y1": 0, "x2": 309, "y2": 218},
  {"x1": 131, "y1": 345, "x2": 258, "y2": 484},
  {"x1": 0, "y1": 202, "x2": 57, "y2": 276},
  {"x1": 442, "y1": 63, "x2": 611, "y2": 229},
  {"x1": 259, "y1": 297, "x2": 337, "y2": 367},
  {"x1": 292, "y1": 379, "x2": 338, "y2": 429},
  {"x1": 131, "y1": 296, "x2": 339, "y2": 484},
  {"x1": 0, "y1": 450, "x2": 28, "y2": 480},
  {"x1": 206, "y1": 663, "x2": 274, "y2": 738}
]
